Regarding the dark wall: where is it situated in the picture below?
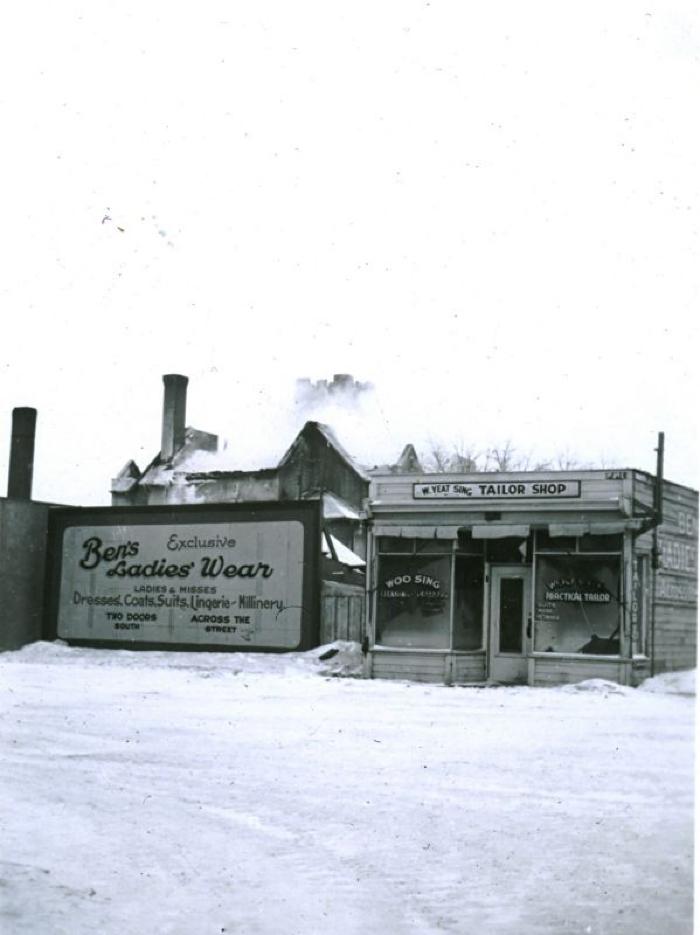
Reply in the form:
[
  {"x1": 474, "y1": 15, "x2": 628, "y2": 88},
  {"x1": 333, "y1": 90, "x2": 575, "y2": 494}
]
[
  {"x1": 279, "y1": 426, "x2": 368, "y2": 509},
  {"x1": 0, "y1": 499, "x2": 52, "y2": 650},
  {"x1": 169, "y1": 471, "x2": 280, "y2": 504}
]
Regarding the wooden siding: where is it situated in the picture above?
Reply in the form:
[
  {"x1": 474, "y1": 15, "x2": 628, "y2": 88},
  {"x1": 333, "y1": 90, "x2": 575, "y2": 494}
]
[
  {"x1": 368, "y1": 650, "x2": 486, "y2": 685},
  {"x1": 320, "y1": 593, "x2": 365, "y2": 644},
  {"x1": 370, "y1": 651, "x2": 450, "y2": 683},
  {"x1": 653, "y1": 606, "x2": 697, "y2": 673},
  {"x1": 634, "y1": 474, "x2": 698, "y2": 673},
  {"x1": 279, "y1": 424, "x2": 368, "y2": 510},
  {"x1": 531, "y1": 656, "x2": 628, "y2": 687},
  {"x1": 453, "y1": 653, "x2": 487, "y2": 683}
]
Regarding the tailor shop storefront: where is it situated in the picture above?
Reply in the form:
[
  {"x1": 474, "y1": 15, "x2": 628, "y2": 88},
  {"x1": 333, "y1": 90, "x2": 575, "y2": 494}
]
[{"x1": 363, "y1": 471, "x2": 698, "y2": 687}]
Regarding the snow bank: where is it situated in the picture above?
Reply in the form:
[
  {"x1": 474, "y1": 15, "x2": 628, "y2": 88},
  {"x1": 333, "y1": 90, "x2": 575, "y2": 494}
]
[
  {"x1": 638, "y1": 669, "x2": 696, "y2": 696},
  {"x1": 9, "y1": 644, "x2": 695, "y2": 696},
  {"x1": 2, "y1": 639, "x2": 364, "y2": 679},
  {"x1": 558, "y1": 671, "x2": 697, "y2": 697},
  {"x1": 559, "y1": 678, "x2": 633, "y2": 696},
  {"x1": 316, "y1": 640, "x2": 365, "y2": 677}
]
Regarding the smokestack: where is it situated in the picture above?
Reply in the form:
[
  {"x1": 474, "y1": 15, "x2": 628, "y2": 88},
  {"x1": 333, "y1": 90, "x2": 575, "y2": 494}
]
[
  {"x1": 332, "y1": 374, "x2": 353, "y2": 390},
  {"x1": 161, "y1": 374, "x2": 188, "y2": 463},
  {"x1": 7, "y1": 407, "x2": 37, "y2": 499}
]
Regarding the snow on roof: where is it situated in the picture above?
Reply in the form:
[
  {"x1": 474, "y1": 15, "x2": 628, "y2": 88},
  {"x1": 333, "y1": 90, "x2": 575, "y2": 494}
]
[
  {"x1": 119, "y1": 419, "x2": 372, "y2": 493},
  {"x1": 137, "y1": 428, "x2": 220, "y2": 487},
  {"x1": 322, "y1": 532, "x2": 366, "y2": 568},
  {"x1": 322, "y1": 492, "x2": 361, "y2": 521}
]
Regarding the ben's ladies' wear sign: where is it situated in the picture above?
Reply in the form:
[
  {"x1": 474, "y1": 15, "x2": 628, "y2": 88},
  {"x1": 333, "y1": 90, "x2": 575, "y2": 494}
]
[
  {"x1": 46, "y1": 503, "x2": 320, "y2": 651},
  {"x1": 413, "y1": 480, "x2": 581, "y2": 500}
]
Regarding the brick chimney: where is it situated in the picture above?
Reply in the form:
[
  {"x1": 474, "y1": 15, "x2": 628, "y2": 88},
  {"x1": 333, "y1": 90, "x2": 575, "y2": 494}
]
[
  {"x1": 160, "y1": 374, "x2": 188, "y2": 463},
  {"x1": 7, "y1": 407, "x2": 37, "y2": 499}
]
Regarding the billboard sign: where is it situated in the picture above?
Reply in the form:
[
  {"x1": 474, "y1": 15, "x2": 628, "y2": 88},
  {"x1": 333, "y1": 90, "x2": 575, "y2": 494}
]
[
  {"x1": 46, "y1": 502, "x2": 320, "y2": 651},
  {"x1": 413, "y1": 480, "x2": 581, "y2": 500}
]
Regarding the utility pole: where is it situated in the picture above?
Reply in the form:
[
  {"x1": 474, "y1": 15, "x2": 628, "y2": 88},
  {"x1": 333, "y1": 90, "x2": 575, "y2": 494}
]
[{"x1": 649, "y1": 432, "x2": 665, "y2": 677}]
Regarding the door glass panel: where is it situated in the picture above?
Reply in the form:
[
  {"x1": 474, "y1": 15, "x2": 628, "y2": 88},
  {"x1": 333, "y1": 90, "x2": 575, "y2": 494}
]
[
  {"x1": 499, "y1": 577, "x2": 523, "y2": 653},
  {"x1": 453, "y1": 556, "x2": 484, "y2": 650}
]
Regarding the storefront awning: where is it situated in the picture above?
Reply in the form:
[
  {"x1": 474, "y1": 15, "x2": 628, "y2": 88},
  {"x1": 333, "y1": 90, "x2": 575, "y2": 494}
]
[
  {"x1": 373, "y1": 525, "x2": 462, "y2": 539},
  {"x1": 548, "y1": 521, "x2": 628, "y2": 537},
  {"x1": 471, "y1": 525, "x2": 530, "y2": 539},
  {"x1": 548, "y1": 523, "x2": 589, "y2": 537},
  {"x1": 594, "y1": 522, "x2": 629, "y2": 534}
]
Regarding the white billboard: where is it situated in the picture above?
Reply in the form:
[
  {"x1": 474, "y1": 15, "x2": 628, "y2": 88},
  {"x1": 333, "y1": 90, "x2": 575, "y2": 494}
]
[{"x1": 56, "y1": 519, "x2": 307, "y2": 648}]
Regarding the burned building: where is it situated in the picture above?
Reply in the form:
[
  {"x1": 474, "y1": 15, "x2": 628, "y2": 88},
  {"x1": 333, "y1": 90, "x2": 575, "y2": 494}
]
[{"x1": 110, "y1": 374, "x2": 373, "y2": 643}]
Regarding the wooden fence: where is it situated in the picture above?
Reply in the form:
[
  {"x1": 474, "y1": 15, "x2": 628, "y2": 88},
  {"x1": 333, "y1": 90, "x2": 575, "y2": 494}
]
[{"x1": 320, "y1": 582, "x2": 365, "y2": 644}]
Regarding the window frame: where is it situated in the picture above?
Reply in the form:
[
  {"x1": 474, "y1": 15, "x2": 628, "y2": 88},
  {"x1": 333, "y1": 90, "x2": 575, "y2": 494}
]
[
  {"x1": 532, "y1": 530, "x2": 624, "y2": 658},
  {"x1": 373, "y1": 537, "x2": 487, "y2": 652}
]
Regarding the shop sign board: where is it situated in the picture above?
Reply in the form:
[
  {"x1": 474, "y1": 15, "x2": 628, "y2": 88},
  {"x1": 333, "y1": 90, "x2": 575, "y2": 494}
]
[
  {"x1": 413, "y1": 480, "x2": 581, "y2": 501},
  {"x1": 656, "y1": 519, "x2": 698, "y2": 606},
  {"x1": 45, "y1": 502, "x2": 321, "y2": 651}
]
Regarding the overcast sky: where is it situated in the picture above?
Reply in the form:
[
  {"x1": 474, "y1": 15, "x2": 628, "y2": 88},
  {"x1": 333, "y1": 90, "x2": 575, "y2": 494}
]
[{"x1": 1, "y1": 1, "x2": 698, "y2": 504}]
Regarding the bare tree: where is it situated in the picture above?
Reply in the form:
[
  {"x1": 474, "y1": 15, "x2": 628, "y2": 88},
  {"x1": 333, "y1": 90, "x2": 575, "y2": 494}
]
[
  {"x1": 485, "y1": 441, "x2": 518, "y2": 472},
  {"x1": 424, "y1": 441, "x2": 452, "y2": 473},
  {"x1": 514, "y1": 449, "x2": 553, "y2": 471},
  {"x1": 450, "y1": 441, "x2": 481, "y2": 472},
  {"x1": 423, "y1": 440, "x2": 482, "y2": 472},
  {"x1": 419, "y1": 440, "x2": 603, "y2": 473},
  {"x1": 553, "y1": 449, "x2": 581, "y2": 470}
]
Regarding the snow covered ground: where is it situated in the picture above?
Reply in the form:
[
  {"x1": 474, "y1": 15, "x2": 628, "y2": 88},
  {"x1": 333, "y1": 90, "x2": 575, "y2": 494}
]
[{"x1": 0, "y1": 642, "x2": 694, "y2": 935}]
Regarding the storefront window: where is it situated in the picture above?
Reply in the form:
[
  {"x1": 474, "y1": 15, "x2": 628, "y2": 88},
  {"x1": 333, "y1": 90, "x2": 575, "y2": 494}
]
[
  {"x1": 534, "y1": 554, "x2": 621, "y2": 654},
  {"x1": 376, "y1": 554, "x2": 451, "y2": 648},
  {"x1": 453, "y1": 556, "x2": 484, "y2": 650}
]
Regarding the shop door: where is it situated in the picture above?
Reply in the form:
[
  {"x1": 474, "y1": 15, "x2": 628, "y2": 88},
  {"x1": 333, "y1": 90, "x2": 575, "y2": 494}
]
[{"x1": 489, "y1": 566, "x2": 531, "y2": 684}]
